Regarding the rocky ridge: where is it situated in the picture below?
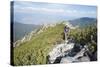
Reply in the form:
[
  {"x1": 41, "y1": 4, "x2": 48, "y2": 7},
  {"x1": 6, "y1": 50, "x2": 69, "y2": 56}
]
[{"x1": 13, "y1": 23, "x2": 57, "y2": 47}]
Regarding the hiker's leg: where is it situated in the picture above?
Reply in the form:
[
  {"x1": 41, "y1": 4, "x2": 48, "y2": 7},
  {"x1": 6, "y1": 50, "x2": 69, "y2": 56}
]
[
  {"x1": 66, "y1": 33, "x2": 68, "y2": 40},
  {"x1": 64, "y1": 32, "x2": 66, "y2": 40}
]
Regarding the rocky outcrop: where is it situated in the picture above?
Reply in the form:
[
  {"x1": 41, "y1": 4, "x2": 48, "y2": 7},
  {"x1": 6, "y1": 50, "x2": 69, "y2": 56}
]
[
  {"x1": 48, "y1": 40, "x2": 74, "y2": 63},
  {"x1": 13, "y1": 23, "x2": 57, "y2": 47},
  {"x1": 37, "y1": 23, "x2": 57, "y2": 34},
  {"x1": 13, "y1": 29, "x2": 37, "y2": 47},
  {"x1": 47, "y1": 40, "x2": 90, "y2": 64}
]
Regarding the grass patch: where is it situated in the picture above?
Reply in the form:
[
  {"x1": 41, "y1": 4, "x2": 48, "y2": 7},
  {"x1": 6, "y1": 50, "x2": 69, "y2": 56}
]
[{"x1": 13, "y1": 23, "x2": 65, "y2": 65}]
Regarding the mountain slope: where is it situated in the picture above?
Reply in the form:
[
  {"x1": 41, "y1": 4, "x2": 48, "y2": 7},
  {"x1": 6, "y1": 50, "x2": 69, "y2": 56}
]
[
  {"x1": 13, "y1": 22, "x2": 40, "y2": 42},
  {"x1": 13, "y1": 19, "x2": 97, "y2": 65},
  {"x1": 69, "y1": 17, "x2": 97, "y2": 27},
  {"x1": 13, "y1": 23, "x2": 65, "y2": 65}
]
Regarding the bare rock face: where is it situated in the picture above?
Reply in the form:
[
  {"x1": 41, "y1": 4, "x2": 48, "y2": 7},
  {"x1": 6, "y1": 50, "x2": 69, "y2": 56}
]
[
  {"x1": 47, "y1": 40, "x2": 90, "y2": 64},
  {"x1": 78, "y1": 56, "x2": 90, "y2": 62},
  {"x1": 48, "y1": 40, "x2": 75, "y2": 64},
  {"x1": 60, "y1": 57, "x2": 77, "y2": 63}
]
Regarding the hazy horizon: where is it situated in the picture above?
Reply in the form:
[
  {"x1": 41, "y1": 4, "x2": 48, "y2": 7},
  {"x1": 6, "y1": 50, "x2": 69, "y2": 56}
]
[{"x1": 12, "y1": 1, "x2": 97, "y2": 25}]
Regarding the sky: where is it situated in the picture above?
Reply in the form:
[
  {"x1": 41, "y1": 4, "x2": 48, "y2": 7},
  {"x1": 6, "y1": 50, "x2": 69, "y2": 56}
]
[{"x1": 12, "y1": 1, "x2": 97, "y2": 25}]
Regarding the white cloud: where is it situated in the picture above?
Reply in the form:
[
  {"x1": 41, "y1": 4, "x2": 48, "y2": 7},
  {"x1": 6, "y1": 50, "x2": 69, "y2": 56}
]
[
  {"x1": 14, "y1": 5, "x2": 96, "y2": 16},
  {"x1": 14, "y1": 6, "x2": 82, "y2": 15},
  {"x1": 40, "y1": 8, "x2": 65, "y2": 13},
  {"x1": 14, "y1": 6, "x2": 66, "y2": 13}
]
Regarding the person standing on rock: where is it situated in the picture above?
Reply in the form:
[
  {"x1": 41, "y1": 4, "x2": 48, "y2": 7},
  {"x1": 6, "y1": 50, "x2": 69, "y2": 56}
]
[{"x1": 64, "y1": 25, "x2": 69, "y2": 41}]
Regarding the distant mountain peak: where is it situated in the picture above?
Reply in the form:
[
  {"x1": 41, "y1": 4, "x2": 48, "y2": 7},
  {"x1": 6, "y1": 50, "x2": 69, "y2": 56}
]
[{"x1": 69, "y1": 17, "x2": 97, "y2": 27}]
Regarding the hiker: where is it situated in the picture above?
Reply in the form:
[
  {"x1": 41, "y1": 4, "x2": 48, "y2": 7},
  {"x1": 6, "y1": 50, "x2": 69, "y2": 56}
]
[{"x1": 64, "y1": 25, "x2": 69, "y2": 40}]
